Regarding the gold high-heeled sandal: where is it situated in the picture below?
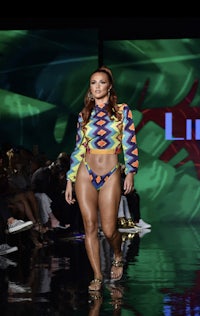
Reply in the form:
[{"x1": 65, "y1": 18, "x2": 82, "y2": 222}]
[
  {"x1": 117, "y1": 217, "x2": 127, "y2": 228},
  {"x1": 88, "y1": 278, "x2": 102, "y2": 291},
  {"x1": 111, "y1": 259, "x2": 124, "y2": 281}
]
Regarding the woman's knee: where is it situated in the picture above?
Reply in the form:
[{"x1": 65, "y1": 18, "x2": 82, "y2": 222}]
[
  {"x1": 103, "y1": 227, "x2": 119, "y2": 241},
  {"x1": 84, "y1": 219, "x2": 98, "y2": 234}
]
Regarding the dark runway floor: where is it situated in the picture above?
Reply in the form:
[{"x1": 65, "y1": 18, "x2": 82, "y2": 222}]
[{"x1": 1, "y1": 223, "x2": 200, "y2": 316}]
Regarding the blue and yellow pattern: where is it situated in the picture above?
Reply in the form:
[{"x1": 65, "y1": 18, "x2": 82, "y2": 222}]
[{"x1": 67, "y1": 103, "x2": 139, "y2": 182}]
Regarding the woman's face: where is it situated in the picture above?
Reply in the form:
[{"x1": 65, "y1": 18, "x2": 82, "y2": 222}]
[{"x1": 90, "y1": 72, "x2": 112, "y2": 102}]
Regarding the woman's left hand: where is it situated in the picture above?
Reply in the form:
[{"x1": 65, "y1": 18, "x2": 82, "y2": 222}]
[
  {"x1": 65, "y1": 180, "x2": 76, "y2": 204},
  {"x1": 123, "y1": 173, "x2": 134, "y2": 195}
]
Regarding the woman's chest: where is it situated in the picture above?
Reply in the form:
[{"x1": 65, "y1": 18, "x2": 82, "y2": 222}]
[{"x1": 84, "y1": 113, "x2": 122, "y2": 139}]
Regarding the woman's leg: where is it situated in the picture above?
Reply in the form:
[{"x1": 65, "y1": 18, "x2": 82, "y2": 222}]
[
  {"x1": 99, "y1": 167, "x2": 123, "y2": 280},
  {"x1": 75, "y1": 163, "x2": 102, "y2": 289}
]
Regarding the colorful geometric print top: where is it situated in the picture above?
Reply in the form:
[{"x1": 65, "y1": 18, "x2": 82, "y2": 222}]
[{"x1": 66, "y1": 103, "x2": 139, "y2": 182}]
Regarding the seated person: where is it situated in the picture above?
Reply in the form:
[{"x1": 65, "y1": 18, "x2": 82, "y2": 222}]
[{"x1": 31, "y1": 156, "x2": 73, "y2": 230}]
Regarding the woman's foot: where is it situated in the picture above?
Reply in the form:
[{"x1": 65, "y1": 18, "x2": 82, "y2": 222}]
[
  {"x1": 51, "y1": 218, "x2": 60, "y2": 228},
  {"x1": 88, "y1": 278, "x2": 102, "y2": 291},
  {"x1": 33, "y1": 223, "x2": 49, "y2": 234},
  {"x1": 51, "y1": 219, "x2": 70, "y2": 230},
  {"x1": 110, "y1": 258, "x2": 124, "y2": 281}
]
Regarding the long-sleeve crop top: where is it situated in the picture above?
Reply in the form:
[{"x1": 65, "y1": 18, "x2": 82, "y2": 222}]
[{"x1": 66, "y1": 103, "x2": 139, "y2": 182}]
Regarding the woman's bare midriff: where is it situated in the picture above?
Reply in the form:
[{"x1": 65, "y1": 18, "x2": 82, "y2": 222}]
[{"x1": 85, "y1": 153, "x2": 119, "y2": 175}]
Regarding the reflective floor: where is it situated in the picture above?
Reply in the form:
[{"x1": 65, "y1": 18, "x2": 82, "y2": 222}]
[{"x1": 1, "y1": 223, "x2": 200, "y2": 316}]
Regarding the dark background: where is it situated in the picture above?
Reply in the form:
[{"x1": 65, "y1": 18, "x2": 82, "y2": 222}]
[{"x1": 1, "y1": 17, "x2": 200, "y2": 38}]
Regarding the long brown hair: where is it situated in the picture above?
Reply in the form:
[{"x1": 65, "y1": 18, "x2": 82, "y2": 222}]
[{"x1": 81, "y1": 66, "x2": 121, "y2": 126}]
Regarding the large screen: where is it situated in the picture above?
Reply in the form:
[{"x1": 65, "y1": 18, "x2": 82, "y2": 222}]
[
  {"x1": 1, "y1": 31, "x2": 200, "y2": 223},
  {"x1": 103, "y1": 38, "x2": 200, "y2": 223}
]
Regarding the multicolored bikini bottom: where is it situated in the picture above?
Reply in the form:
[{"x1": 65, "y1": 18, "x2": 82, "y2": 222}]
[{"x1": 84, "y1": 160, "x2": 119, "y2": 191}]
